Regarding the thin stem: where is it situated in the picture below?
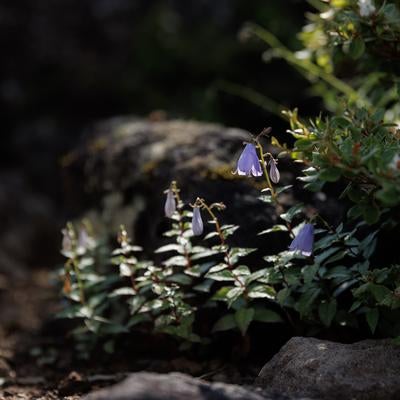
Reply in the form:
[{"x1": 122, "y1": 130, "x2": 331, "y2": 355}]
[
  {"x1": 216, "y1": 80, "x2": 287, "y2": 121},
  {"x1": 255, "y1": 139, "x2": 276, "y2": 198},
  {"x1": 314, "y1": 214, "x2": 334, "y2": 233},
  {"x1": 71, "y1": 257, "x2": 85, "y2": 304},
  {"x1": 198, "y1": 199, "x2": 234, "y2": 270},
  {"x1": 198, "y1": 200, "x2": 225, "y2": 246},
  {"x1": 172, "y1": 184, "x2": 192, "y2": 270},
  {"x1": 247, "y1": 23, "x2": 369, "y2": 106}
]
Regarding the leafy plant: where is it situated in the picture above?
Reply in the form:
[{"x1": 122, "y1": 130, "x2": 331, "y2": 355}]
[{"x1": 58, "y1": 0, "x2": 400, "y2": 354}]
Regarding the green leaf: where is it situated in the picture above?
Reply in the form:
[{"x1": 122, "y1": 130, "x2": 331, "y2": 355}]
[
  {"x1": 258, "y1": 224, "x2": 288, "y2": 236},
  {"x1": 276, "y1": 287, "x2": 291, "y2": 306},
  {"x1": 245, "y1": 268, "x2": 269, "y2": 285},
  {"x1": 349, "y1": 37, "x2": 365, "y2": 59},
  {"x1": 347, "y1": 187, "x2": 365, "y2": 203},
  {"x1": 296, "y1": 288, "x2": 321, "y2": 318},
  {"x1": 184, "y1": 262, "x2": 214, "y2": 277},
  {"x1": 226, "y1": 287, "x2": 245, "y2": 307},
  {"x1": 220, "y1": 225, "x2": 240, "y2": 238},
  {"x1": 247, "y1": 284, "x2": 276, "y2": 299},
  {"x1": 208, "y1": 263, "x2": 229, "y2": 273},
  {"x1": 166, "y1": 273, "x2": 192, "y2": 285},
  {"x1": 204, "y1": 232, "x2": 220, "y2": 240},
  {"x1": 127, "y1": 314, "x2": 151, "y2": 327},
  {"x1": 212, "y1": 286, "x2": 234, "y2": 301},
  {"x1": 349, "y1": 300, "x2": 362, "y2": 313},
  {"x1": 191, "y1": 249, "x2": 220, "y2": 260},
  {"x1": 366, "y1": 308, "x2": 379, "y2": 334},
  {"x1": 233, "y1": 265, "x2": 251, "y2": 276},
  {"x1": 109, "y1": 287, "x2": 136, "y2": 297},
  {"x1": 119, "y1": 263, "x2": 132, "y2": 277},
  {"x1": 234, "y1": 308, "x2": 255, "y2": 336},
  {"x1": 212, "y1": 314, "x2": 236, "y2": 332},
  {"x1": 303, "y1": 264, "x2": 319, "y2": 284},
  {"x1": 369, "y1": 284, "x2": 392, "y2": 303},
  {"x1": 253, "y1": 308, "x2": 283, "y2": 323},
  {"x1": 318, "y1": 299, "x2": 337, "y2": 327},
  {"x1": 360, "y1": 231, "x2": 377, "y2": 258},
  {"x1": 280, "y1": 204, "x2": 304, "y2": 223},
  {"x1": 319, "y1": 168, "x2": 341, "y2": 182},
  {"x1": 362, "y1": 205, "x2": 379, "y2": 225},
  {"x1": 376, "y1": 186, "x2": 400, "y2": 207},
  {"x1": 162, "y1": 256, "x2": 188, "y2": 267},
  {"x1": 192, "y1": 279, "x2": 214, "y2": 293},
  {"x1": 206, "y1": 270, "x2": 235, "y2": 282},
  {"x1": 314, "y1": 247, "x2": 341, "y2": 264},
  {"x1": 228, "y1": 248, "x2": 257, "y2": 264},
  {"x1": 347, "y1": 205, "x2": 363, "y2": 219},
  {"x1": 154, "y1": 244, "x2": 183, "y2": 253}
]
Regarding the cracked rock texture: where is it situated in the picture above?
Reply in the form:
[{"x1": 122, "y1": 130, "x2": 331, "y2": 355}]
[{"x1": 256, "y1": 336, "x2": 400, "y2": 400}]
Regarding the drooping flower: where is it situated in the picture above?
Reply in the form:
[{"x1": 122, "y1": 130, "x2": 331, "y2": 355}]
[
  {"x1": 234, "y1": 143, "x2": 263, "y2": 177},
  {"x1": 289, "y1": 223, "x2": 314, "y2": 256},
  {"x1": 77, "y1": 227, "x2": 95, "y2": 252},
  {"x1": 358, "y1": 0, "x2": 375, "y2": 17},
  {"x1": 269, "y1": 158, "x2": 280, "y2": 184},
  {"x1": 191, "y1": 206, "x2": 204, "y2": 236},
  {"x1": 164, "y1": 189, "x2": 176, "y2": 218}
]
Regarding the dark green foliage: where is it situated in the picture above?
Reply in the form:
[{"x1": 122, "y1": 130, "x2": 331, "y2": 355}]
[{"x1": 58, "y1": 0, "x2": 400, "y2": 354}]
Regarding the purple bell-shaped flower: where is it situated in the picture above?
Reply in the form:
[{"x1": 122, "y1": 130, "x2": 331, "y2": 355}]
[
  {"x1": 289, "y1": 223, "x2": 314, "y2": 256},
  {"x1": 234, "y1": 143, "x2": 263, "y2": 177},
  {"x1": 191, "y1": 206, "x2": 204, "y2": 236},
  {"x1": 164, "y1": 189, "x2": 176, "y2": 218}
]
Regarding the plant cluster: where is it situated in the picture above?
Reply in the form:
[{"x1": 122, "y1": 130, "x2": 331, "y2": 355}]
[{"x1": 58, "y1": 0, "x2": 400, "y2": 355}]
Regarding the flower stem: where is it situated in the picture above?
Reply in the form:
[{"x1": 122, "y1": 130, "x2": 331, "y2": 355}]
[
  {"x1": 172, "y1": 182, "x2": 192, "y2": 270},
  {"x1": 255, "y1": 139, "x2": 276, "y2": 198},
  {"x1": 71, "y1": 257, "x2": 85, "y2": 304},
  {"x1": 198, "y1": 200, "x2": 225, "y2": 246}
]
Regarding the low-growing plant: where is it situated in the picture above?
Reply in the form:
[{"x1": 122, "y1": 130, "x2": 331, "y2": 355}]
[{"x1": 58, "y1": 0, "x2": 400, "y2": 354}]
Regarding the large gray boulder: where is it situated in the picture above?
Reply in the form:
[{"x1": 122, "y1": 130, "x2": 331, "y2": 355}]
[
  {"x1": 256, "y1": 336, "x2": 400, "y2": 400},
  {"x1": 83, "y1": 371, "x2": 308, "y2": 400}
]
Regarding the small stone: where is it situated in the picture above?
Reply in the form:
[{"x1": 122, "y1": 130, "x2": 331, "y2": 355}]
[{"x1": 83, "y1": 371, "x2": 300, "y2": 400}]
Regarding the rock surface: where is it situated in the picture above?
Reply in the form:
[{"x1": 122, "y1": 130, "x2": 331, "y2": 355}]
[
  {"x1": 256, "y1": 336, "x2": 400, "y2": 400},
  {"x1": 83, "y1": 371, "x2": 307, "y2": 400}
]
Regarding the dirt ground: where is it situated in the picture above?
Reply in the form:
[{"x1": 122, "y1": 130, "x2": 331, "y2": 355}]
[{"x1": 0, "y1": 267, "x2": 261, "y2": 399}]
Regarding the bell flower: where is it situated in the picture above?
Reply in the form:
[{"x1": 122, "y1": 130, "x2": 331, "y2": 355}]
[
  {"x1": 289, "y1": 223, "x2": 314, "y2": 256},
  {"x1": 234, "y1": 143, "x2": 263, "y2": 177},
  {"x1": 77, "y1": 227, "x2": 95, "y2": 253},
  {"x1": 164, "y1": 189, "x2": 176, "y2": 218},
  {"x1": 269, "y1": 159, "x2": 280, "y2": 184},
  {"x1": 191, "y1": 206, "x2": 204, "y2": 236}
]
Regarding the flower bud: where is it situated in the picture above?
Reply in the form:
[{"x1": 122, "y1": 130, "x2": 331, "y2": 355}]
[
  {"x1": 164, "y1": 189, "x2": 176, "y2": 218},
  {"x1": 269, "y1": 159, "x2": 280, "y2": 184},
  {"x1": 191, "y1": 206, "x2": 204, "y2": 236}
]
